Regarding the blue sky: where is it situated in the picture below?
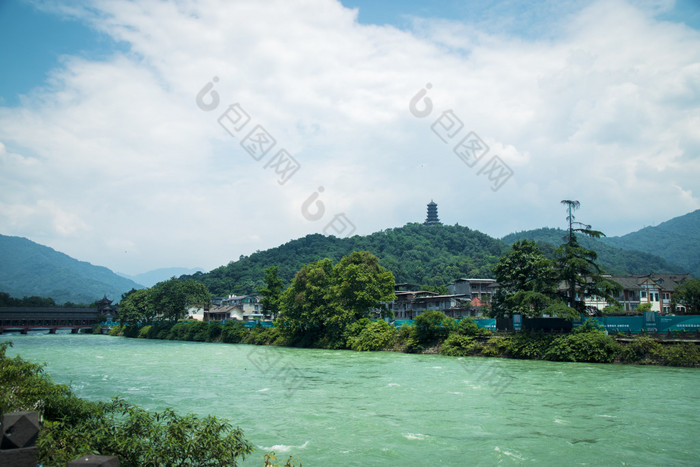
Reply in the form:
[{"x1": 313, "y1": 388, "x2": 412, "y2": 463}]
[{"x1": 1, "y1": 0, "x2": 699, "y2": 276}]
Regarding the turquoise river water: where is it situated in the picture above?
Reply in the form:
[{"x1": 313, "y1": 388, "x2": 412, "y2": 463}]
[{"x1": 4, "y1": 334, "x2": 700, "y2": 466}]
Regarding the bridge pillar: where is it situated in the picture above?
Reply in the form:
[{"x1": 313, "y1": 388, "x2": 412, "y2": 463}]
[
  {"x1": 20, "y1": 328, "x2": 28, "y2": 335},
  {"x1": 71, "y1": 328, "x2": 79, "y2": 334},
  {"x1": 49, "y1": 328, "x2": 56, "y2": 334}
]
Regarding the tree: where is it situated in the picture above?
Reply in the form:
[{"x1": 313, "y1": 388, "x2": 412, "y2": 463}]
[
  {"x1": 150, "y1": 278, "x2": 211, "y2": 322},
  {"x1": 673, "y1": 278, "x2": 700, "y2": 314},
  {"x1": 117, "y1": 288, "x2": 153, "y2": 324},
  {"x1": 277, "y1": 251, "x2": 396, "y2": 347},
  {"x1": 492, "y1": 240, "x2": 563, "y2": 318},
  {"x1": 278, "y1": 258, "x2": 335, "y2": 345},
  {"x1": 332, "y1": 251, "x2": 396, "y2": 320},
  {"x1": 556, "y1": 200, "x2": 620, "y2": 314},
  {"x1": 259, "y1": 266, "x2": 284, "y2": 319}
]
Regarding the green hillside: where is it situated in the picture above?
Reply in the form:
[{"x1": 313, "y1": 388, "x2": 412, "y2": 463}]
[
  {"x1": 501, "y1": 227, "x2": 687, "y2": 275},
  {"x1": 601, "y1": 209, "x2": 700, "y2": 277},
  {"x1": 185, "y1": 220, "x2": 690, "y2": 297},
  {"x1": 0, "y1": 234, "x2": 144, "y2": 304},
  {"x1": 183, "y1": 223, "x2": 506, "y2": 296}
]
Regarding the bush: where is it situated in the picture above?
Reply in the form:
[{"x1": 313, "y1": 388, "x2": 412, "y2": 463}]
[
  {"x1": 653, "y1": 343, "x2": 700, "y2": 367},
  {"x1": 456, "y1": 318, "x2": 491, "y2": 337},
  {"x1": 207, "y1": 321, "x2": 223, "y2": 341},
  {"x1": 187, "y1": 321, "x2": 209, "y2": 342},
  {"x1": 544, "y1": 331, "x2": 620, "y2": 363},
  {"x1": 414, "y1": 310, "x2": 456, "y2": 345},
  {"x1": 502, "y1": 331, "x2": 554, "y2": 360},
  {"x1": 138, "y1": 325, "x2": 152, "y2": 339},
  {"x1": 441, "y1": 334, "x2": 481, "y2": 356},
  {"x1": 108, "y1": 325, "x2": 123, "y2": 337},
  {"x1": 167, "y1": 322, "x2": 190, "y2": 341},
  {"x1": 122, "y1": 323, "x2": 140, "y2": 338},
  {"x1": 619, "y1": 336, "x2": 662, "y2": 363},
  {"x1": 222, "y1": 321, "x2": 248, "y2": 344},
  {"x1": 347, "y1": 320, "x2": 397, "y2": 351},
  {"x1": 396, "y1": 324, "x2": 423, "y2": 353}
]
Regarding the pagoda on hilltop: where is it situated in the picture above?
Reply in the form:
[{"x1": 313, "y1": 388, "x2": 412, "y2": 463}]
[{"x1": 424, "y1": 200, "x2": 442, "y2": 226}]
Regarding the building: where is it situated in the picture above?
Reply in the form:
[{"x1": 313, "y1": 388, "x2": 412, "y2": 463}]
[
  {"x1": 608, "y1": 273, "x2": 691, "y2": 314},
  {"x1": 390, "y1": 290, "x2": 472, "y2": 319},
  {"x1": 448, "y1": 278, "x2": 497, "y2": 302},
  {"x1": 424, "y1": 200, "x2": 442, "y2": 226},
  {"x1": 221, "y1": 295, "x2": 264, "y2": 320}
]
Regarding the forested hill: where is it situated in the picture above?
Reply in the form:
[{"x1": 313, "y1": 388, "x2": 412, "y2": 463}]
[
  {"x1": 501, "y1": 228, "x2": 687, "y2": 276},
  {"x1": 183, "y1": 223, "x2": 506, "y2": 296},
  {"x1": 600, "y1": 209, "x2": 700, "y2": 278},
  {"x1": 0, "y1": 234, "x2": 144, "y2": 304}
]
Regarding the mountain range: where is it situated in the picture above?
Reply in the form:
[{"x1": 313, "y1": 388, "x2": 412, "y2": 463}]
[
  {"x1": 1, "y1": 210, "x2": 697, "y2": 303},
  {"x1": 0, "y1": 234, "x2": 144, "y2": 304},
  {"x1": 118, "y1": 267, "x2": 204, "y2": 288}
]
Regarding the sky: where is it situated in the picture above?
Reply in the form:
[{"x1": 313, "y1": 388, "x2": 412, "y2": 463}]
[{"x1": 0, "y1": 0, "x2": 699, "y2": 276}]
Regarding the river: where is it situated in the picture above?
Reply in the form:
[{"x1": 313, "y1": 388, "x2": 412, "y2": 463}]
[{"x1": 4, "y1": 334, "x2": 700, "y2": 466}]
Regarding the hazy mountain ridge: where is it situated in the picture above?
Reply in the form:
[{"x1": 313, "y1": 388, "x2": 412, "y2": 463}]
[
  {"x1": 0, "y1": 234, "x2": 144, "y2": 304},
  {"x1": 600, "y1": 209, "x2": 700, "y2": 277},
  {"x1": 119, "y1": 267, "x2": 204, "y2": 288},
  {"x1": 501, "y1": 227, "x2": 687, "y2": 275}
]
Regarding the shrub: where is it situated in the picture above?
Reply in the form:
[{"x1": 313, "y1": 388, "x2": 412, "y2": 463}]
[
  {"x1": 347, "y1": 320, "x2": 397, "y2": 351},
  {"x1": 122, "y1": 323, "x2": 140, "y2": 338},
  {"x1": 396, "y1": 323, "x2": 423, "y2": 353},
  {"x1": 456, "y1": 318, "x2": 491, "y2": 337},
  {"x1": 108, "y1": 325, "x2": 123, "y2": 337},
  {"x1": 544, "y1": 332, "x2": 620, "y2": 363},
  {"x1": 414, "y1": 310, "x2": 456, "y2": 345},
  {"x1": 619, "y1": 336, "x2": 662, "y2": 363},
  {"x1": 207, "y1": 322, "x2": 222, "y2": 341},
  {"x1": 441, "y1": 334, "x2": 481, "y2": 356},
  {"x1": 222, "y1": 321, "x2": 248, "y2": 344},
  {"x1": 137, "y1": 325, "x2": 152, "y2": 339},
  {"x1": 166, "y1": 322, "x2": 190, "y2": 341},
  {"x1": 653, "y1": 343, "x2": 700, "y2": 367},
  {"x1": 503, "y1": 331, "x2": 554, "y2": 360}
]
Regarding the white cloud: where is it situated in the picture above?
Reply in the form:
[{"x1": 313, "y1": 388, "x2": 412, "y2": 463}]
[{"x1": 1, "y1": 0, "x2": 699, "y2": 274}]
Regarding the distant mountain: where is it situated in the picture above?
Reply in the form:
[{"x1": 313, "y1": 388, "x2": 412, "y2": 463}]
[
  {"x1": 0, "y1": 234, "x2": 144, "y2": 304},
  {"x1": 182, "y1": 223, "x2": 506, "y2": 296},
  {"x1": 601, "y1": 209, "x2": 700, "y2": 278},
  {"x1": 501, "y1": 227, "x2": 688, "y2": 276},
  {"x1": 119, "y1": 267, "x2": 204, "y2": 288}
]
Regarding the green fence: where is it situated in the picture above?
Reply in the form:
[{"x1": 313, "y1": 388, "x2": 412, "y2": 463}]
[{"x1": 573, "y1": 313, "x2": 700, "y2": 333}]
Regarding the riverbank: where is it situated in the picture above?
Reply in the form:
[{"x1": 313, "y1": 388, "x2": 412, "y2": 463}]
[{"x1": 107, "y1": 316, "x2": 700, "y2": 368}]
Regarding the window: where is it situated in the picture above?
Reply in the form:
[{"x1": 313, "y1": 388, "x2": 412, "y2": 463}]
[
  {"x1": 641, "y1": 291, "x2": 647, "y2": 299},
  {"x1": 663, "y1": 293, "x2": 670, "y2": 300}
]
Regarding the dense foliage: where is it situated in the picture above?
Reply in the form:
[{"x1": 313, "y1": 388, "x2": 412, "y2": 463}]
[
  {"x1": 182, "y1": 223, "x2": 505, "y2": 296},
  {"x1": 277, "y1": 251, "x2": 396, "y2": 348},
  {"x1": 502, "y1": 227, "x2": 687, "y2": 276},
  {"x1": 118, "y1": 278, "x2": 211, "y2": 324},
  {"x1": 0, "y1": 234, "x2": 143, "y2": 304},
  {"x1": 0, "y1": 292, "x2": 60, "y2": 307},
  {"x1": 672, "y1": 278, "x2": 700, "y2": 314}
]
